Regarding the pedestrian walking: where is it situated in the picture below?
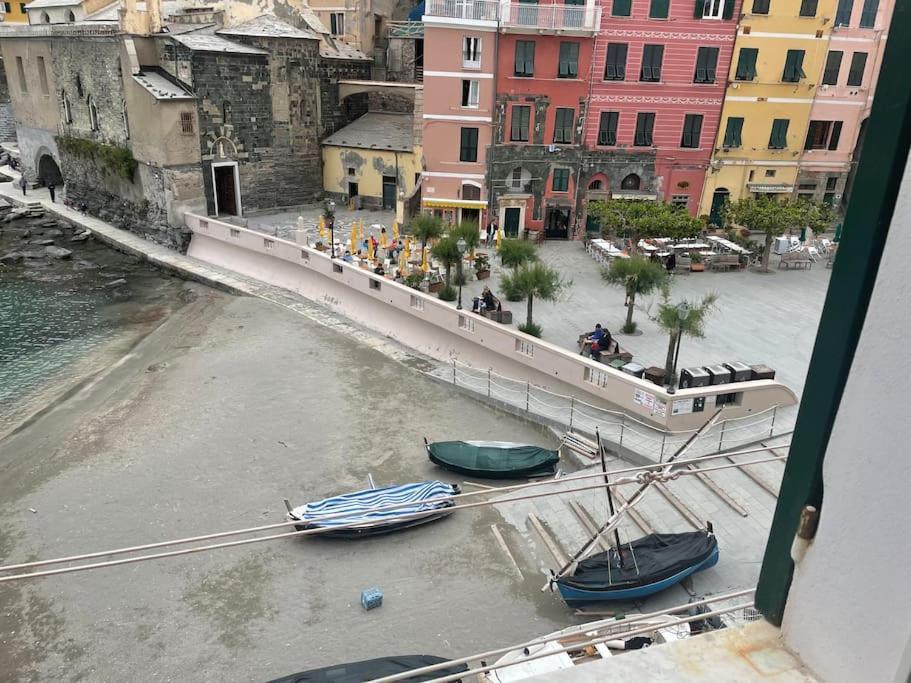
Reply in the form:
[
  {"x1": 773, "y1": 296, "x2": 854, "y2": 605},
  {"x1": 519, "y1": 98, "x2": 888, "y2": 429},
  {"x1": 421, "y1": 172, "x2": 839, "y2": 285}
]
[
  {"x1": 47, "y1": 183, "x2": 56, "y2": 203},
  {"x1": 18, "y1": 175, "x2": 26, "y2": 196},
  {"x1": 485, "y1": 218, "x2": 496, "y2": 247}
]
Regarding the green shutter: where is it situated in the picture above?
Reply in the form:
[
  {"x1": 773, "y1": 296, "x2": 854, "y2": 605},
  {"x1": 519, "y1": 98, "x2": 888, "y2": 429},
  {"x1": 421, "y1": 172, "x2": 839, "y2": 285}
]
[
  {"x1": 736, "y1": 48, "x2": 757, "y2": 80},
  {"x1": 650, "y1": 0, "x2": 670, "y2": 18},
  {"x1": 724, "y1": 117, "x2": 744, "y2": 147},
  {"x1": 694, "y1": 0, "x2": 704, "y2": 18},
  {"x1": 722, "y1": 0, "x2": 734, "y2": 19},
  {"x1": 613, "y1": 0, "x2": 632, "y2": 16},
  {"x1": 769, "y1": 119, "x2": 789, "y2": 149}
]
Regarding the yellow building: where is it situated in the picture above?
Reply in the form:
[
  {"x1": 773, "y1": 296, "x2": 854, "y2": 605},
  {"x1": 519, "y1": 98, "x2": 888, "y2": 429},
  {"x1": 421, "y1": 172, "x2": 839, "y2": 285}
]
[
  {"x1": 322, "y1": 111, "x2": 422, "y2": 222},
  {"x1": 1, "y1": 0, "x2": 30, "y2": 23},
  {"x1": 700, "y1": 0, "x2": 837, "y2": 223}
]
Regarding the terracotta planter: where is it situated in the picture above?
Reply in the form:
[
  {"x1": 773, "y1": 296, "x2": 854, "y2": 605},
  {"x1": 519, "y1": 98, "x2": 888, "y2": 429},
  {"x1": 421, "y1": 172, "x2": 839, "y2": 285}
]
[
  {"x1": 475, "y1": 269, "x2": 491, "y2": 280},
  {"x1": 690, "y1": 263, "x2": 705, "y2": 272},
  {"x1": 428, "y1": 281, "x2": 444, "y2": 293}
]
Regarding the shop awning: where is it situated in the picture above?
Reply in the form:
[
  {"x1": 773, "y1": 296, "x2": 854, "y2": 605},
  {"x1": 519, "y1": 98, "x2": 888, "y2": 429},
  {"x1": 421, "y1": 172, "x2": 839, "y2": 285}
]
[
  {"x1": 422, "y1": 198, "x2": 488, "y2": 209},
  {"x1": 747, "y1": 184, "x2": 795, "y2": 193},
  {"x1": 612, "y1": 191, "x2": 658, "y2": 201}
]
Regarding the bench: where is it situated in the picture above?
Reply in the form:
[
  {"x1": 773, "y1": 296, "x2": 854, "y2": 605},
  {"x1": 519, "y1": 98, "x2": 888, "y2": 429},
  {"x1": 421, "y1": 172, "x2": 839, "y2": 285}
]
[
  {"x1": 709, "y1": 254, "x2": 743, "y2": 271},
  {"x1": 578, "y1": 335, "x2": 633, "y2": 364},
  {"x1": 779, "y1": 250, "x2": 813, "y2": 270},
  {"x1": 482, "y1": 308, "x2": 513, "y2": 324}
]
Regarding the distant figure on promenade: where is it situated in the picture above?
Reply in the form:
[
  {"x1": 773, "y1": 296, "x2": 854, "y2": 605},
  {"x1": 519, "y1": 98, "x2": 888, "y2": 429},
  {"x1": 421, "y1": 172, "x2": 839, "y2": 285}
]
[
  {"x1": 18, "y1": 175, "x2": 26, "y2": 196},
  {"x1": 485, "y1": 218, "x2": 497, "y2": 247},
  {"x1": 666, "y1": 252, "x2": 677, "y2": 273},
  {"x1": 47, "y1": 183, "x2": 56, "y2": 203},
  {"x1": 343, "y1": 250, "x2": 354, "y2": 263},
  {"x1": 369, "y1": 234, "x2": 378, "y2": 259},
  {"x1": 473, "y1": 286, "x2": 502, "y2": 314},
  {"x1": 580, "y1": 324, "x2": 610, "y2": 357}
]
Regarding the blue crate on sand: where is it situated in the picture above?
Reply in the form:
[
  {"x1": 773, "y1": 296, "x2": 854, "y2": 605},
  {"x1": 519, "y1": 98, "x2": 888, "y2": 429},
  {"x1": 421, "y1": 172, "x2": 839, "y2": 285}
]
[{"x1": 360, "y1": 587, "x2": 383, "y2": 610}]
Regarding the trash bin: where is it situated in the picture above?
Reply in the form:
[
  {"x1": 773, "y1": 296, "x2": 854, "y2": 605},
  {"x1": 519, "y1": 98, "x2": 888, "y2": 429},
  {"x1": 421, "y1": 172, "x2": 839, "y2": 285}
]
[
  {"x1": 680, "y1": 366, "x2": 711, "y2": 389},
  {"x1": 724, "y1": 361, "x2": 752, "y2": 382},
  {"x1": 704, "y1": 364, "x2": 732, "y2": 385},
  {"x1": 621, "y1": 362, "x2": 645, "y2": 378},
  {"x1": 750, "y1": 364, "x2": 776, "y2": 381},
  {"x1": 644, "y1": 366, "x2": 666, "y2": 386}
]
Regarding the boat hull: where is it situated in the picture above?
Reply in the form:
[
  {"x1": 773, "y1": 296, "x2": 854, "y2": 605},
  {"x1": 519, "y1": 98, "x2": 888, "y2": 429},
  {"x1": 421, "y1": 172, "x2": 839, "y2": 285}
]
[
  {"x1": 556, "y1": 545, "x2": 719, "y2": 605},
  {"x1": 290, "y1": 509, "x2": 454, "y2": 538}
]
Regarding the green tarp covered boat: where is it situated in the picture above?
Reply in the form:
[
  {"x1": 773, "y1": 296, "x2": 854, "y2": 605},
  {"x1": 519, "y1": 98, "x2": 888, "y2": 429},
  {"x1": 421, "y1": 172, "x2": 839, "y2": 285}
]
[{"x1": 425, "y1": 439, "x2": 559, "y2": 478}]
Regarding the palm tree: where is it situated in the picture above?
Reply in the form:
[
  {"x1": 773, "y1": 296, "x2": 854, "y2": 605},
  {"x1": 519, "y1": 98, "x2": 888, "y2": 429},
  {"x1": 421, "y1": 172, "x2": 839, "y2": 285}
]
[
  {"x1": 654, "y1": 290, "x2": 719, "y2": 385},
  {"x1": 498, "y1": 238, "x2": 538, "y2": 270},
  {"x1": 501, "y1": 261, "x2": 570, "y2": 337},
  {"x1": 451, "y1": 222, "x2": 480, "y2": 284},
  {"x1": 430, "y1": 235, "x2": 461, "y2": 285},
  {"x1": 410, "y1": 214, "x2": 445, "y2": 252},
  {"x1": 602, "y1": 257, "x2": 668, "y2": 333}
]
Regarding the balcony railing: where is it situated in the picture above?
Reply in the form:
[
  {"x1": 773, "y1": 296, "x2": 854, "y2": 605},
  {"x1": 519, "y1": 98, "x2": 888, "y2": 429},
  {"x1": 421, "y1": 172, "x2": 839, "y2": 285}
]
[
  {"x1": 424, "y1": 0, "x2": 500, "y2": 22},
  {"x1": 500, "y1": 2, "x2": 600, "y2": 32},
  {"x1": 424, "y1": 0, "x2": 600, "y2": 32}
]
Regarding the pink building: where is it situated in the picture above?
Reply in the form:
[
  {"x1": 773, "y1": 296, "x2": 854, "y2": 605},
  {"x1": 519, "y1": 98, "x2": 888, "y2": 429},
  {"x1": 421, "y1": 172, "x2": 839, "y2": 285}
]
[
  {"x1": 583, "y1": 0, "x2": 741, "y2": 217},
  {"x1": 419, "y1": 0, "x2": 499, "y2": 227},
  {"x1": 797, "y1": 0, "x2": 894, "y2": 209}
]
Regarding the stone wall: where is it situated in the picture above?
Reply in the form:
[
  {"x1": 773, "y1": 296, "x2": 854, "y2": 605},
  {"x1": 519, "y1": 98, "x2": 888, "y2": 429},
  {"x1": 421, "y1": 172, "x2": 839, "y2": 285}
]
[
  {"x1": 794, "y1": 169, "x2": 846, "y2": 210},
  {"x1": 385, "y1": 37, "x2": 417, "y2": 83},
  {"x1": 319, "y1": 57, "x2": 371, "y2": 138},
  {"x1": 0, "y1": 59, "x2": 9, "y2": 104}
]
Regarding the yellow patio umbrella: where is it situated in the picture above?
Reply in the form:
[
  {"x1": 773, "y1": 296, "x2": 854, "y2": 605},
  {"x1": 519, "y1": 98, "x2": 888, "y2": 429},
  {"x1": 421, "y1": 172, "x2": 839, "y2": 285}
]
[
  {"x1": 392, "y1": 221, "x2": 400, "y2": 241},
  {"x1": 496, "y1": 226, "x2": 503, "y2": 250},
  {"x1": 318, "y1": 215, "x2": 326, "y2": 239},
  {"x1": 349, "y1": 226, "x2": 356, "y2": 256},
  {"x1": 398, "y1": 249, "x2": 407, "y2": 274},
  {"x1": 380, "y1": 226, "x2": 388, "y2": 249},
  {"x1": 403, "y1": 237, "x2": 411, "y2": 264},
  {"x1": 421, "y1": 244, "x2": 428, "y2": 272}
]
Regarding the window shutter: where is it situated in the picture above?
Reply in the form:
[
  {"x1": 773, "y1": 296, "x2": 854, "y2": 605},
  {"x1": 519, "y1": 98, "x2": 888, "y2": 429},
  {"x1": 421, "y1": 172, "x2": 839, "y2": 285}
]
[
  {"x1": 829, "y1": 121, "x2": 843, "y2": 150},
  {"x1": 722, "y1": 0, "x2": 734, "y2": 19},
  {"x1": 694, "y1": 0, "x2": 704, "y2": 18}
]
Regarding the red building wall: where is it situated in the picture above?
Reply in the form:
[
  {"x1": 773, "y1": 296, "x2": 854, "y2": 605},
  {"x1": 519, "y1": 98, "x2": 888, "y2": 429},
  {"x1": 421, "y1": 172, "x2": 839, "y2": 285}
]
[{"x1": 585, "y1": 0, "x2": 741, "y2": 214}]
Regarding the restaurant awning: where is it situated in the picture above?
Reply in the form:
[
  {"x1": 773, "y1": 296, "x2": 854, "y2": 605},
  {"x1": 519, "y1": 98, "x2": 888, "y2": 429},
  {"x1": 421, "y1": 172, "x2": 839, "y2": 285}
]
[
  {"x1": 747, "y1": 184, "x2": 795, "y2": 193},
  {"x1": 422, "y1": 198, "x2": 488, "y2": 209},
  {"x1": 612, "y1": 191, "x2": 658, "y2": 201}
]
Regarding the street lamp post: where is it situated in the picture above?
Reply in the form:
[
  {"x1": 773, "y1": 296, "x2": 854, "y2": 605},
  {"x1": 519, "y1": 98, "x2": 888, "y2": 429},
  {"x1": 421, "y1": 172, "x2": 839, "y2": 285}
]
[
  {"x1": 456, "y1": 237, "x2": 467, "y2": 310},
  {"x1": 671, "y1": 301, "x2": 690, "y2": 388},
  {"x1": 324, "y1": 199, "x2": 336, "y2": 258}
]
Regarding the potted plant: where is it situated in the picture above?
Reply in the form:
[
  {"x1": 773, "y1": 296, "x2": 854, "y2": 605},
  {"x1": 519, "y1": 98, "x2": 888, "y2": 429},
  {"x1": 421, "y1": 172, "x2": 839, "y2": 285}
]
[
  {"x1": 474, "y1": 253, "x2": 491, "y2": 280},
  {"x1": 427, "y1": 273, "x2": 444, "y2": 293},
  {"x1": 690, "y1": 251, "x2": 705, "y2": 272},
  {"x1": 405, "y1": 272, "x2": 424, "y2": 290},
  {"x1": 315, "y1": 241, "x2": 325, "y2": 252}
]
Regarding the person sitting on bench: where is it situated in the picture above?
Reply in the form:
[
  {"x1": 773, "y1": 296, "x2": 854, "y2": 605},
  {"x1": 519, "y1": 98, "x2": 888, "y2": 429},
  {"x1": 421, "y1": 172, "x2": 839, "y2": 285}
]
[{"x1": 581, "y1": 324, "x2": 611, "y2": 356}]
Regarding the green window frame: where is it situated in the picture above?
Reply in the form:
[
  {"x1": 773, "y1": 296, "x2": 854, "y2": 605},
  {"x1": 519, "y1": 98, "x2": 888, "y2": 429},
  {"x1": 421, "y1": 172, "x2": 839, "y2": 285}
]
[
  {"x1": 597, "y1": 111, "x2": 619, "y2": 146},
  {"x1": 735, "y1": 48, "x2": 758, "y2": 80},
  {"x1": 769, "y1": 118, "x2": 789, "y2": 149},
  {"x1": 510, "y1": 105, "x2": 530, "y2": 142},
  {"x1": 558, "y1": 42, "x2": 579, "y2": 78},
  {"x1": 680, "y1": 114, "x2": 703, "y2": 148},
  {"x1": 847, "y1": 51, "x2": 868, "y2": 86},
  {"x1": 859, "y1": 0, "x2": 879, "y2": 27},
  {"x1": 640, "y1": 44, "x2": 663, "y2": 82},
  {"x1": 552, "y1": 168, "x2": 570, "y2": 192},
  {"x1": 694, "y1": 47, "x2": 719, "y2": 84},
  {"x1": 835, "y1": 0, "x2": 854, "y2": 25},
  {"x1": 553, "y1": 108, "x2": 574, "y2": 144},
  {"x1": 604, "y1": 43, "x2": 627, "y2": 81},
  {"x1": 649, "y1": 0, "x2": 670, "y2": 18},
  {"x1": 634, "y1": 112, "x2": 655, "y2": 147},
  {"x1": 782, "y1": 49, "x2": 807, "y2": 82},
  {"x1": 723, "y1": 117, "x2": 744, "y2": 148},
  {"x1": 514, "y1": 41, "x2": 535, "y2": 77},
  {"x1": 612, "y1": 0, "x2": 632, "y2": 17},
  {"x1": 822, "y1": 51, "x2": 843, "y2": 85},
  {"x1": 459, "y1": 127, "x2": 479, "y2": 162}
]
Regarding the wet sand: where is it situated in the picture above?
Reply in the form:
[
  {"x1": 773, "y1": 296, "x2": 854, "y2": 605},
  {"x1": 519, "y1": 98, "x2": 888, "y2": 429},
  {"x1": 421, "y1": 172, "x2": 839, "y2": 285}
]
[{"x1": 0, "y1": 291, "x2": 571, "y2": 682}]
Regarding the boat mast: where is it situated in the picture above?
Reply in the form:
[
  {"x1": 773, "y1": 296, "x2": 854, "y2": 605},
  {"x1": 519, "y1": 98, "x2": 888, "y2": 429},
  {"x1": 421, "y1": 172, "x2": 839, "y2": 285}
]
[{"x1": 596, "y1": 428, "x2": 624, "y2": 567}]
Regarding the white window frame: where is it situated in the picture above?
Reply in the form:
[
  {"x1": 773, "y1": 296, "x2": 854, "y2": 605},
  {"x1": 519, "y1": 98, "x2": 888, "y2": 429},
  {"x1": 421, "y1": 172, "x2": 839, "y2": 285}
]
[
  {"x1": 330, "y1": 12, "x2": 345, "y2": 36},
  {"x1": 463, "y1": 36, "x2": 481, "y2": 69},
  {"x1": 461, "y1": 79, "x2": 480, "y2": 109},
  {"x1": 702, "y1": 0, "x2": 726, "y2": 19}
]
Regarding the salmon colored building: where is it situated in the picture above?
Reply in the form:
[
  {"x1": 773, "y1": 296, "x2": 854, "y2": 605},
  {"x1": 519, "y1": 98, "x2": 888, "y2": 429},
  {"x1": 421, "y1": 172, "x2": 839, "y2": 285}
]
[
  {"x1": 419, "y1": 0, "x2": 499, "y2": 227},
  {"x1": 488, "y1": 0, "x2": 600, "y2": 239},
  {"x1": 583, "y1": 0, "x2": 741, "y2": 222},
  {"x1": 797, "y1": 0, "x2": 894, "y2": 209}
]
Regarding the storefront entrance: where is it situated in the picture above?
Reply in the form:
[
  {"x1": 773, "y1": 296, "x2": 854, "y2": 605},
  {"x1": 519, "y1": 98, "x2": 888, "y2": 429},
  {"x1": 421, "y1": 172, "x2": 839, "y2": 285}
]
[{"x1": 544, "y1": 208, "x2": 570, "y2": 239}]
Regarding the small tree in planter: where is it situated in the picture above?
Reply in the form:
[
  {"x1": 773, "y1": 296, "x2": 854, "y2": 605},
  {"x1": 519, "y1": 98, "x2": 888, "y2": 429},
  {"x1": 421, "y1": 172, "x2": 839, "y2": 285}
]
[
  {"x1": 501, "y1": 262, "x2": 570, "y2": 338},
  {"x1": 404, "y1": 272, "x2": 424, "y2": 290},
  {"x1": 689, "y1": 251, "x2": 705, "y2": 272},
  {"x1": 726, "y1": 196, "x2": 813, "y2": 272},
  {"x1": 653, "y1": 289, "x2": 718, "y2": 387},
  {"x1": 499, "y1": 238, "x2": 539, "y2": 300},
  {"x1": 474, "y1": 253, "x2": 491, "y2": 279},
  {"x1": 602, "y1": 257, "x2": 668, "y2": 333},
  {"x1": 430, "y1": 235, "x2": 461, "y2": 286},
  {"x1": 438, "y1": 284, "x2": 458, "y2": 301},
  {"x1": 587, "y1": 199, "x2": 702, "y2": 254}
]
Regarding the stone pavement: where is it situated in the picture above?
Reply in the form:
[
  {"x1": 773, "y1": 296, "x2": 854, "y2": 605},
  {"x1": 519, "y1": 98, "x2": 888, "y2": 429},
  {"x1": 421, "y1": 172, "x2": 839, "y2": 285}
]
[{"x1": 243, "y1": 205, "x2": 398, "y2": 249}]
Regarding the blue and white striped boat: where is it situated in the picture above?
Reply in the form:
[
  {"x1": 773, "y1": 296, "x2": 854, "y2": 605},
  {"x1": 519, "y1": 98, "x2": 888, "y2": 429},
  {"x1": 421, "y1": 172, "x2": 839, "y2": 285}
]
[{"x1": 286, "y1": 480, "x2": 460, "y2": 538}]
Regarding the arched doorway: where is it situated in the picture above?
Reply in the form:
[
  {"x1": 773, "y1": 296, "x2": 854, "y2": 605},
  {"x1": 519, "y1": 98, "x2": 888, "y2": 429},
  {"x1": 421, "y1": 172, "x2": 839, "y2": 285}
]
[
  {"x1": 621, "y1": 173, "x2": 641, "y2": 190},
  {"x1": 709, "y1": 188, "x2": 730, "y2": 226},
  {"x1": 37, "y1": 154, "x2": 63, "y2": 186}
]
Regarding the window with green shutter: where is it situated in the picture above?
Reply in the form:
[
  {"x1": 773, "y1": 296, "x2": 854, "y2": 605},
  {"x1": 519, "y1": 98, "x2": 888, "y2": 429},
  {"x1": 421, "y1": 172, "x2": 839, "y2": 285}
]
[
  {"x1": 694, "y1": 47, "x2": 719, "y2": 83},
  {"x1": 835, "y1": 0, "x2": 854, "y2": 25},
  {"x1": 769, "y1": 119, "x2": 789, "y2": 149},
  {"x1": 859, "y1": 0, "x2": 878, "y2": 27},
  {"x1": 752, "y1": 0, "x2": 770, "y2": 14},
  {"x1": 558, "y1": 42, "x2": 579, "y2": 78},
  {"x1": 640, "y1": 44, "x2": 663, "y2": 82},
  {"x1": 553, "y1": 108, "x2": 574, "y2": 144},
  {"x1": 460, "y1": 127, "x2": 479, "y2": 161},
  {"x1": 597, "y1": 111, "x2": 619, "y2": 146},
  {"x1": 612, "y1": 0, "x2": 631, "y2": 16},
  {"x1": 723, "y1": 117, "x2": 744, "y2": 148},
  {"x1": 634, "y1": 113, "x2": 655, "y2": 146},
  {"x1": 799, "y1": 0, "x2": 818, "y2": 17},
  {"x1": 604, "y1": 43, "x2": 627, "y2": 81},
  {"x1": 514, "y1": 41, "x2": 535, "y2": 77},
  {"x1": 847, "y1": 51, "x2": 868, "y2": 85},
  {"x1": 782, "y1": 50, "x2": 806, "y2": 82},
  {"x1": 822, "y1": 51, "x2": 843, "y2": 85},
  {"x1": 552, "y1": 168, "x2": 570, "y2": 192},
  {"x1": 650, "y1": 0, "x2": 670, "y2": 18},
  {"x1": 829, "y1": 121, "x2": 843, "y2": 150},
  {"x1": 511, "y1": 106, "x2": 530, "y2": 142},
  {"x1": 680, "y1": 114, "x2": 703, "y2": 148},
  {"x1": 735, "y1": 48, "x2": 758, "y2": 80},
  {"x1": 696, "y1": 0, "x2": 733, "y2": 19}
]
